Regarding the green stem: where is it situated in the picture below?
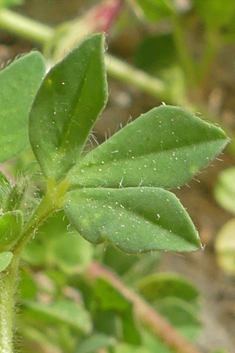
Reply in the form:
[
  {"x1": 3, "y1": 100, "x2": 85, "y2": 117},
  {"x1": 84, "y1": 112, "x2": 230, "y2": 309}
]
[
  {"x1": 171, "y1": 14, "x2": 198, "y2": 88},
  {"x1": 0, "y1": 181, "x2": 68, "y2": 351},
  {"x1": 0, "y1": 8, "x2": 54, "y2": 44},
  {"x1": 13, "y1": 178, "x2": 69, "y2": 257},
  {"x1": 105, "y1": 53, "x2": 168, "y2": 102},
  {"x1": 0, "y1": 256, "x2": 19, "y2": 353},
  {"x1": 198, "y1": 29, "x2": 220, "y2": 87}
]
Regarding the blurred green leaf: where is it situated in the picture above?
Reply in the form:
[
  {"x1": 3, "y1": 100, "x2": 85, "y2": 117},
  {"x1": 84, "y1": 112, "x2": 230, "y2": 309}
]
[
  {"x1": 0, "y1": 0, "x2": 23, "y2": 8},
  {"x1": 135, "y1": 0, "x2": 174, "y2": 23},
  {"x1": 0, "y1": 210, "x2": 23, "y2": 247},
  {"x1": 18, "y1": 267, "x2": 37, "y2": 300},
  {"x1": 22, "y1": 235, "x2": 47, "y2": 267},
  {"x1": 29, "y1": 33, "x2": 108, "y2": 181},
  {"x1": 155, "y1": 297, "x2": 201, "y2": 341},
  {"x1": 0, "y1": 52, "x2": 46, "y2": 162},
  {"x1": 136, "y1": 273, "x2": 199, "y2": 304},
  {"x1": 0, "y1": 251, "x2": 13, "y2": 272},
  {"x1": 215, "y1": 217, "x2": 235, "y2": 275},
  {"x1": 22, "y1": 210, "x2": 93, "y2": 271},
  {"x1": 94, "y1": 277, "x2": 130, "y2": 312},
  {"x1": 23, "y1": 299, "x2": 92, "y2": 335},
  {"x1": 64, "y1": 187, "x2": 201, "y2": 253},
  {"x1": 68, "y1": 106, "x2": 228, "y2": 190},
  {"x1": 122, "y1": 306, "x2": 141, "y2": 345},
  {"x1": 94, "y1": 278, "x2": 141, "y2": 345},
  {"x1": 52, "y1": 232, "x2": 94, "y2": 273},
  {"x1": 134, "y1": 35, "x2": 187, "y2": 103},
  {"x1": 193, "y1": 0, "x2": 235, "y2": 30},
  {"x1": 0, "y1": 171, "x2": 10, "y2": 206},
  {"x1": 214, "y1": 167, "x2": 235, "y2": 214},
  {"x1": 135, "y1": 34, "x2": 177, "y2": 75},
  {"x1": 142, "y1": 329, "x2": 175, "y2": 353},
  {"x1": 102, "y1": 244, "x2": 140, "y2": 275},
  {"x1": 114, "y1": 342, "x2": 149, "y2": 353},
  {"x1": 75, "y1": 333, "x2": 116, "y2": 353}
]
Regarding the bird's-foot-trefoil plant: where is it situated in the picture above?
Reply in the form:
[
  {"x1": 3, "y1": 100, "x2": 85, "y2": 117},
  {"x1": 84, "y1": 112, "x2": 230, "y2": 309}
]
[{"x1": 0, "y1": 33, "x2": 229, "y2": 352}]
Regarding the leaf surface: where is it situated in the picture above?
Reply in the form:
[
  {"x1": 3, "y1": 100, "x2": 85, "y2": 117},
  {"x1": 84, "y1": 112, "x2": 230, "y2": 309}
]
[
  {"x1": 23, "y1": 299, "x2": 92, "y2": 335},
  {"x1": 215, "y1": 218, "x2": 235, "y2": 275},
  {"x1": 0, "y1": 251, "x2": 13, "y2": 272},
  {"x1": 64, "y1": 187, "x2": 201, "y2": 253},
  {"x1": 29, "y1": 33, "x2": 108, "y2": 181},
  {"x1": 0, "y1": 210, "x2": 23, "y2": 247},
  {"x1": 68, "y1": 106, "x2": 228, "y2": 190},
  {"x1": 136, "y1": 273, "x2": 199, "y2": 304},
  {"x1": 214, "y1": 167, "x2": 235, "y2": 214},
  {"x1": 0, "y1": 52, "x2": 46, "y2": 162},
  {"x1": 135, "y1": 0, "x2": 174, "y2": 23}
]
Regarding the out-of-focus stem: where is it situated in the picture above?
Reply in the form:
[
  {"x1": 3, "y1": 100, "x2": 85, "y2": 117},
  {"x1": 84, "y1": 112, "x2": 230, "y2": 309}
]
[
  {"x1": 105, "y1": 53, "x2": 168, "y2": 101},
  {"x1": 0, "y1": 8, "x2": 54, "y2": 44}
]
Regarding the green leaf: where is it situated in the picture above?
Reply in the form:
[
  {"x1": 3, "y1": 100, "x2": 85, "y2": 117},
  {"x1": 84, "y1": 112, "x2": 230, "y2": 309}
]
[
  {"x1": 135, "y1": 34, "x2": 177, "y2": 75},
  {"x1": 155, "y1": 298, "x2": 201, "y2": 341},
  {"x1": 0, "y1": 210, "x2": 23, "y2": 248},
  {"x1": 0, "y1": 52, "x2": 46, "y2": 162},
  {"x1": 0, "y1": 251, "x2": 13, "y2": 272},
  {"x1": 94, "y1": 278, "x2": 141, "y2": 345},
  {"x1": 29, "y1": 33, "x2": 108, "y2": 181},
  {"x1": 135, "y1": 0, "x2": 174, "y2": 23},
  {"x1": 22, "y1": 210, "x2": 93, "y2": 270},
  {"x1": 142, "y1": 329, "x2": 175, "y2": 353},
  {"x1": 114, "y1": 343, "x2": 149, "y2": 353},
  {"x1": 23, "y1": 299, "x2": 92, "y2": 335},
  {"x1": 193, "y1": 0, "x2": 235, "y2": 30},
  {"x1": 0, "y1": 0, "x2": 23, "y2": 8},
  {"x1": 215, "y1": 217, "x2": 235, "y2": 275},
  {"x1": 52, "y1": 231, "x2": 94, "y2": 273},
  {"x1": 94, "y1": 277, "x2": 130, "y2": 312},
  {"x1": 0, "y1": 171, "x2": 10, "y2": 206},
  {"x1": 64, "y1": 187, "x2": 201, "y2": 253},
  {"x1": 136, "y1": 273, "x2": 199, "y2": 304},
  {"x1": 135, "y1": 36, "x2": 186, "y2": 104},
  {"x1": 75, "y1": 334, "x2": 116, "y2": 353},
  {"x1": 18, "y1": 267, "x2": 37, "y2": 300},
  {"x1": 214, "y1": 167, "x2": 235, "y2": 214},
  {"x1": 68, "y1": 106, "x2": 228, "y2": 190}
]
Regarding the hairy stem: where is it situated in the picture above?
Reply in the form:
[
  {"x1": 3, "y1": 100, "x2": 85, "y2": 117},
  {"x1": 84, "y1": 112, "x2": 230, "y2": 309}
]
[
  {"x1": 87, "y1": 261, "x2": 203, "y2": 353},
  {"x1": 0, "y1": 256, "x2": 19, "y2": 353},
  {"x1": 13, "y1": 178, "x2": 69, "y2": 256}
]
